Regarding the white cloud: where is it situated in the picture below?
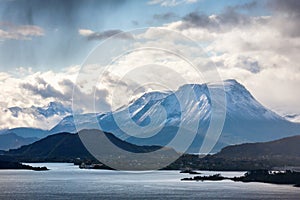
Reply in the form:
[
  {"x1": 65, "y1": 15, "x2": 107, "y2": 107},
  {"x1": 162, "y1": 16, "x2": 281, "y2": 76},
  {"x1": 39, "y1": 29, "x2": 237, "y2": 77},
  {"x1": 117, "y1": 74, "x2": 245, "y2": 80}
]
[
  {"x1": 76, "y1": 18, "x2": 300, "y2": 116},
  {"x1": 0, "y1": 66, "x2": 79, "y2": 129},
  {"x1": 0, "y1": 24, "x2": 44, "y2": 41},
  {"x1": 2, "y1": 2, "x2": 300, "y2": 129},
  {"x1": 163, "y1": 6, "x2": 300, "y2": 115},
  {"x1": 78, "y1": 28, "x2": 133, "y2": 40},
  {"x1": 78, "y1": 29, "x2": 95, "y2": 37}
]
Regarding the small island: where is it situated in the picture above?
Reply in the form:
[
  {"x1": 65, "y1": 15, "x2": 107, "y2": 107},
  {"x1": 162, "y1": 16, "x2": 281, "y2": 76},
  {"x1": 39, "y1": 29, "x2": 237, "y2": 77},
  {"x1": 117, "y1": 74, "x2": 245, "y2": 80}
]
[
  {"x1": 181, "y1": 169, "x2": 300, "y2": 188},
  {"x1": 79, "y1": 162, "x2": 113, "y2": 170},
  {"x1": 182, "y1": 173, "x2": 225, "y2": 181},
  {"x1": 0, "y1": 160, "x2": 48, "y2": 171}
]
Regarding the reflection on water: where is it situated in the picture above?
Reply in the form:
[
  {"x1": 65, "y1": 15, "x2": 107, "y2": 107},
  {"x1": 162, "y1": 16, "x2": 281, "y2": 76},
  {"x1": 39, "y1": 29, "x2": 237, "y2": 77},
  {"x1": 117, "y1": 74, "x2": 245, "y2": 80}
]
[{"x1": 0, "y1": 163, "x2": 299, "y2": 200}]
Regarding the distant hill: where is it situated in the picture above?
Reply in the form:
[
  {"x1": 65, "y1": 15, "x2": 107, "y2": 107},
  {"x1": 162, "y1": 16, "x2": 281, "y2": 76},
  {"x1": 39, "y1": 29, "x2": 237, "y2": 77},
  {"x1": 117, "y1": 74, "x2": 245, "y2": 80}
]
[
  {"x1": 5, "y1": 130, "x2": 176, "y2": 169},
  {"x1": 0, "y1": 127, "x2": 52, "y2": 150},
  {"x1": 189, "y1": 135, "x2": 300, "y2": 170},
  {"x1": 0, "y1": 133, "x2": 38, "y2": 150},
  {"x1": 6, "y1": 132, "x2": 94, "y2": 162},
  {"x1": 3, "y1": 127, "x2": 50, "y2": 138},
  {"x1": 216, "y1": 135, "x2": 300, "y2": 158},
  {"x1": 3, "y1": 130, "x2": 300, "y2": 171},
  {"x1": 0, "y1": 101, "x2": 73, "y2": 150}
]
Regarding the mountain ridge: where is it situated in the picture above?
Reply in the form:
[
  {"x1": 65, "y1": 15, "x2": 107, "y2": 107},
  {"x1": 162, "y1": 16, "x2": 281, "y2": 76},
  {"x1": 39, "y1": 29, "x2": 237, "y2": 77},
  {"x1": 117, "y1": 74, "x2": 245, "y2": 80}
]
[
  {"x1": 1, "y1": 79, "x2": 300, "y2": 152},
  {"x1": 0, "y1": 133, "x2": 38, "y2": 151},
  {"x1": 192, "y1": 134, "x2": 300, "y2": 170},
  {"x1": 3, "y1": 130, "x2": 300, "y2": 171},
  {"x1": 4, "y1": 129, "x2": 178, "y2": 169}
]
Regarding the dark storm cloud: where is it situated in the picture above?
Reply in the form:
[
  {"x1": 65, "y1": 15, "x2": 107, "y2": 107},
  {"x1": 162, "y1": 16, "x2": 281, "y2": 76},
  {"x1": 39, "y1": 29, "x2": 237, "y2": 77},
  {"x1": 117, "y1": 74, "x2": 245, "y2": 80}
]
[
  {"x1": 21, "y1": 76, "x2": 111, "y2": 112},
  {"x1": 153, "y1": 12, "x2": 178, "y2": 21},
  {"x1": 239, "y1": 58, "x2": 261, "y2": 74},
  {"x1": 177, "y1": 1, "x2": 264, "y2": 31},
  {"x1": 231, "y1": 1, "x2": 257, "y2": 10},
  {"x1": 179, "y1": 7, "x2": 250, "y2": 30},
  {"x1": 21, "y1": 78, "x2": 66, "y2": 100},
  {"x1": 181, "y1": 12, "x2": 212, "y2": 29},
  {"x1": 218, "y1": 7, "x2": 251, "y2": 25},
  {"x1": 178, "y1": 0, "x2": 299, "y2": 38},
  {"x1": 267, "y1": 0, "x2": 300, "y2": 37},
  {"x1": 69, "y1": 78, "x2": 111, "y2": 112},
  {"x1": 268, "y1": 0, "x2": 300, "y2": 15}
]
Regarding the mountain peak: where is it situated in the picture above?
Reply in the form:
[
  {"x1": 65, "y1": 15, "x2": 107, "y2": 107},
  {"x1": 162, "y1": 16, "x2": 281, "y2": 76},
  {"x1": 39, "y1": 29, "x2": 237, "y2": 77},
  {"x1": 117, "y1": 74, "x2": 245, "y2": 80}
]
[
  {"x1": 223, "y1": 79, "x2": 246, "y2": 89},
  {"x1": 140, "y1": 91, "x2": 170, "y2": 101},
  {"x1": 47, "y1": 101, "x2": 64, "y2": 108},
  {"x1": 224, "y1": 79, "x2": 240, "y2": 85}
]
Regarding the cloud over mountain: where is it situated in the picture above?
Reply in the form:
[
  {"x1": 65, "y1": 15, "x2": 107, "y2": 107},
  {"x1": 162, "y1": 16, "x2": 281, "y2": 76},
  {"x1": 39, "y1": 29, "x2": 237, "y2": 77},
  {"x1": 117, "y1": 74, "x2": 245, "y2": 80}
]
[
  {"x1": 0, "y1": 0, "x2": 299, "y2": 129},
  {"x1": 164, "y1": 0, "x2": 300, "y2": 114}
]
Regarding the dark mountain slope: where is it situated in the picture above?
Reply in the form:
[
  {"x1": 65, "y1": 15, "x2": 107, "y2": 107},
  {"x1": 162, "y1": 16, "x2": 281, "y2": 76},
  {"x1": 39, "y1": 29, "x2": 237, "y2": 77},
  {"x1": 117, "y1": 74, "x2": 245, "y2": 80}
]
[
  {"x1": 216, "y1": 135, "x2": 300, "y2": 158},
  {"x1": 5, "y1": 129, "x2": 171, "y2": 165},
  {"x1": 194, "y1": 135, "x2": 300, "y2": 170},
  {"x1": 6, "y1": 132, "x2": 93, "y2": 162}
]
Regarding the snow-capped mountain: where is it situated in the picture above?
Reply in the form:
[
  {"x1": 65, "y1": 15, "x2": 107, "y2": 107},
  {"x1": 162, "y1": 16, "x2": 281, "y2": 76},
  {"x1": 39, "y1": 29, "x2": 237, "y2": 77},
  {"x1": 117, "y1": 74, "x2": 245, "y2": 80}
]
[
  {"x1": 2, "y1": 79, "x2": 300, "y2": 152},
  {"x1": 284, "y1": 114, "x2": 300, "y2": 123},
  {"x1": 8, "y1": 102, "x2": 72, "y2": 118},
  {"x1": 51, "y1": 79, "x2": 300, "y2": 153},
  {"x1": 0, "y1": 102, "x2": 72, "y2": 150},
  {"x1": 3, "y1": 101, "x2": 72, "y2": 132}
]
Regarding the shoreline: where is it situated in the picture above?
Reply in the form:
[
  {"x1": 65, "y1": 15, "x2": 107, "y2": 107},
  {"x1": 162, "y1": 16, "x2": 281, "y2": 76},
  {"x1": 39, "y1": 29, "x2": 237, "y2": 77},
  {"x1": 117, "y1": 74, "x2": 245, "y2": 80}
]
[
  {"x1": 181, "y1": 170, "x2": 300, "y2": 188},
  {"x1": 0, "y1": 160, "x2": 48, "y2": 171}
]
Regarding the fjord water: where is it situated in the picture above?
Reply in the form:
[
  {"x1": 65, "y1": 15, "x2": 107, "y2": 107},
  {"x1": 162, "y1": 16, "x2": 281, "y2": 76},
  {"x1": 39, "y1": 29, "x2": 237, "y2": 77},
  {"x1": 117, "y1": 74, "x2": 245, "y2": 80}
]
[{"x1": 0, "y1": 163, "x2": 299, "y2": 200}]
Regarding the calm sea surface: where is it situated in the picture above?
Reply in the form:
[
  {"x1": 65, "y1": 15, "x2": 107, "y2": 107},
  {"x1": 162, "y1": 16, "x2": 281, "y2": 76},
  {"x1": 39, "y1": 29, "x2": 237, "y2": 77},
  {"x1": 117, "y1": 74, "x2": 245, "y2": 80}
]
[{"x1": 0, "y1": 163, "x2": 299, "y2": 199}]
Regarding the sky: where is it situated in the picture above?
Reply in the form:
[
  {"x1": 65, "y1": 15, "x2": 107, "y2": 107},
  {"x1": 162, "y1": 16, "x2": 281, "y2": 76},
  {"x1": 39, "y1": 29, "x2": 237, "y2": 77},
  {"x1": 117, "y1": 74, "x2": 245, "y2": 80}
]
[{"x1": 0, "y1": 0, "x2": 300, "y2": 129}]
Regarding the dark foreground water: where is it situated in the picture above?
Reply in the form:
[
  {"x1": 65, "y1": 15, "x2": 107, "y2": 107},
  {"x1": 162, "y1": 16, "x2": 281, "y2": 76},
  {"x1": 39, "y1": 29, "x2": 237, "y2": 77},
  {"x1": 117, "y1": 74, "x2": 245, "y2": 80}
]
[{"x1": 0, "y1": 163, "x2": 299, "y2": 200}]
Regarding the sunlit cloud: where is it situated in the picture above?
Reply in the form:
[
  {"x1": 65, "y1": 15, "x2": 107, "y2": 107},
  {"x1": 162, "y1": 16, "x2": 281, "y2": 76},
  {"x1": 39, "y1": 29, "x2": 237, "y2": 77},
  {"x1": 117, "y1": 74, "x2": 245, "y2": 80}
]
[
  {"x1": 0, "y1": 23, "x2": 44, "y2": 41},
  {"x1": 78, "y1": 28, "x2": 133, "y2": 41},
  {"x1": 1, "y1": 0, "x2": 300, "y2": 129}
]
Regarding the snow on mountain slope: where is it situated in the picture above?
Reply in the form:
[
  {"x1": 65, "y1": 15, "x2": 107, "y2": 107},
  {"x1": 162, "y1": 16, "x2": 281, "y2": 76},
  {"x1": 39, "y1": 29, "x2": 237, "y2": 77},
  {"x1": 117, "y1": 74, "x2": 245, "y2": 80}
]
[
  {"x1": 284, "y1": 114, "x2": 300, "y2": 123},
  {"x1": 94, "y1": 79, "x2": 297, "y2": 153},
  {"x1": 101, "y1": 79, "x2": 282, "y2": 131},
  {"x1": 8, "y1": 102, "x2": 71, "y2": 118},
  {"x1": 53, "y1": 79, "x2": 298, "y2": 153},
  {"x1": 0, "y1": 102, "x2": 73, "y2": 149},
  {"x1": 3, "y1": 79, "x2": 299, "y2": 153},
  {"x1": 50, "y1": 113, "x2": 103, "y2": 133},
  {"x1": 220, "y1": 79, "x2": 282, "y2": 120},
  {"x1": 1, "y1": 101, "x2": 72, "y2": 130}
]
